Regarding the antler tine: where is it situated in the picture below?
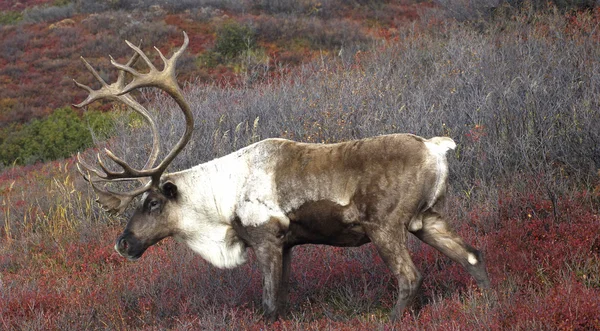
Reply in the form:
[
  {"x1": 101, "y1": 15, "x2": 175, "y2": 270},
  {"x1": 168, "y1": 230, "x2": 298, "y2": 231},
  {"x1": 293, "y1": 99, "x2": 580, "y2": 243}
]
[
  {"x1": 77, "y1": 163, "x2": 152, "y2": 214},
  {"x1": 72, "y1": 57, "x2": 109, "y2": 108},
  {"x1": 99, "y1": 148, "x2": 148, "y2": 178},
  {"x1": 112, "y1": 31, "x2": 189, "y2": 96},
  {"x1": 73, "y1": 50, "x2": 140, "y2": 108},
  {"x1": 77, "y1": 150, "x2": 137, "y2": 182},
  {"x1": 76, "y1": 159, "x2": 145, "y2": 184},
  {"x1": 77, "y1": 152, "x2": 107, "y2": 179},
  {"x1": 124, "y1": 40, "x2": 158, "y2": 72}
]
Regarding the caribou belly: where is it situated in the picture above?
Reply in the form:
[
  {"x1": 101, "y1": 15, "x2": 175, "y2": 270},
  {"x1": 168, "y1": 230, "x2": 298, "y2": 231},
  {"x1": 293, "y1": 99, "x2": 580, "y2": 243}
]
[{"x1": 284, "y1": 200, "x2": 370, "y2": 247}]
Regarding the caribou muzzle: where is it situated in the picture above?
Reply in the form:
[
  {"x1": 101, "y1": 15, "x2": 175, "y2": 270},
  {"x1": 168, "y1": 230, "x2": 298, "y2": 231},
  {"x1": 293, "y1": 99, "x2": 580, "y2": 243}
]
[{"x1": 115, "y1": 231, "x2": 148, "y2": 261}]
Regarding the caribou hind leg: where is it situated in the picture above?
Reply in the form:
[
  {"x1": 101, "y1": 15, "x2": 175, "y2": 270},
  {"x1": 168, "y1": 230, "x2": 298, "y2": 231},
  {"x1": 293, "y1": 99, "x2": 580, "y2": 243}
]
[{"x1": 410, "y1": 209, "x2": 491, "y2": 289}]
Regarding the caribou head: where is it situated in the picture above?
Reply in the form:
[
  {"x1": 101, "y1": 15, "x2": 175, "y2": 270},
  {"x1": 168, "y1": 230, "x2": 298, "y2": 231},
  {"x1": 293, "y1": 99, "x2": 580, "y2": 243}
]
[
  {"x1": 74, "y1": 32, "x2": 192, "y2": 261},
  {"x1": 74, "y1": 32, "x2": 490, "y2": 321}
]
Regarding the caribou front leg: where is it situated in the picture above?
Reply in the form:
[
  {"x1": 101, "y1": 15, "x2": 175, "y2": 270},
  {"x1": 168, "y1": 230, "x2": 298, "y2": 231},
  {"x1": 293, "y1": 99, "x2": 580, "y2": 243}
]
[
  {"x1": 255, "y1": 242, "x2": 284, "y2": 320},
  {"x1": 279, "y1": 247, "x2": 293, "y2": 309},
  {"x1": 232, "y1": 216, "x2": 289, "y2": 320}
]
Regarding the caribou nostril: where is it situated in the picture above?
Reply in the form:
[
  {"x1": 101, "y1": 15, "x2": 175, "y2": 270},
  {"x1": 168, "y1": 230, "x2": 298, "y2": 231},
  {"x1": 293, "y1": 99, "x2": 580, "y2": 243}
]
[{"x1": 118, "y1": 237, "x2": 129, "y2": 251}]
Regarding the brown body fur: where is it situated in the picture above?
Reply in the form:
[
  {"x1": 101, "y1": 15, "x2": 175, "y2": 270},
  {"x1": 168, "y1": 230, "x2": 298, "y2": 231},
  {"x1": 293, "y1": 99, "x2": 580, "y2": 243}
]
[{"x1": 230, "y1": 134, "x2": 490, "y2": 320}]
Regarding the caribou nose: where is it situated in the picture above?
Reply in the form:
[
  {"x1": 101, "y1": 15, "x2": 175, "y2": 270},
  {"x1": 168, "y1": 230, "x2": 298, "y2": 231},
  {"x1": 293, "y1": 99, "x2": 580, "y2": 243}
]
[{"x1": 116, "y1": 236, "x2": 129, "y2": 253}]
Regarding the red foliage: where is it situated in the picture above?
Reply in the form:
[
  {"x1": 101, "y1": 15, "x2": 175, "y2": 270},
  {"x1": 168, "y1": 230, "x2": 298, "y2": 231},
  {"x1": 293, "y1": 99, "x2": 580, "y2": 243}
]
[{"x1": 500, "y1": 277, "x2": 600, "y2": 330}]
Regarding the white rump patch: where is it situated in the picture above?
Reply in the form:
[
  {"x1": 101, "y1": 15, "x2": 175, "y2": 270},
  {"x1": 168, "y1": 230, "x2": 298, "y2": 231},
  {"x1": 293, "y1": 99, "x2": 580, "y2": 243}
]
[
  {"x1": 423, "y1": 137, "x2": 456, "y2": 208},
  {"x1": 424, "y1": 137, "x2": 456, "y2": 156},
  {"x1": 468, "y1": 253, "x2": 478, "y2": 265}
]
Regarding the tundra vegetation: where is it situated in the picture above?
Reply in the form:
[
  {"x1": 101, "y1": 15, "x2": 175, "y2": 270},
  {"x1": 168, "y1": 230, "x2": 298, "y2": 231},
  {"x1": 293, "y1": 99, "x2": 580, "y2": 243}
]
[{"x1": 1, "y1": 1, "x2": 600, "y2": 330}]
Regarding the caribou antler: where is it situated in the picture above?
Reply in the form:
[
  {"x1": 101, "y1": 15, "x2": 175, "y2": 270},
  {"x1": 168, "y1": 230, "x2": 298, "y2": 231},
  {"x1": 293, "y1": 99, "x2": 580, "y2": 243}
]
[
  {"x1": 74, "y1": 50, "x2": 161, "y2": 177},
  {"x1": 73, "y1": 32, "x2": 193, "y2": 214}
]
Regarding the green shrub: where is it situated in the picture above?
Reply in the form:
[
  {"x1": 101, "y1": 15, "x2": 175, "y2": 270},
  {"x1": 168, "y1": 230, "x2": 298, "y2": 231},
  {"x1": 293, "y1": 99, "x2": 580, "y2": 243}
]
[
  {"x1": 83, "y1": 109, "x2": 116, "y2": 141},
  {"x1": 0, "y1": 107, "x2": 114, "y2": 166},
  {"x1": 215, "y1": 21, "x2": 256, "y2": 59},
  {"x1": 0, "y1": 12, "x2": 23, "y2": 26}
]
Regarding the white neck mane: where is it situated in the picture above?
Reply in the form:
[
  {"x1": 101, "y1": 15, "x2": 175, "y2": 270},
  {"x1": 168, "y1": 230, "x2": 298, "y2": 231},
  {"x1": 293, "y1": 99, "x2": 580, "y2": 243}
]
[{"x1": 165, "y1": 147, "x2": 255, "y2": 269}]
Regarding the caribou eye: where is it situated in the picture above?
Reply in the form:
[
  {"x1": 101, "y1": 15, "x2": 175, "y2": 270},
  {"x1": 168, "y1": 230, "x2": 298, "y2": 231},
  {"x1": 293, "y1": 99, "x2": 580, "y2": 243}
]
[{"x1": 148, "y1": 200, "x2": 160, "y2": 212}]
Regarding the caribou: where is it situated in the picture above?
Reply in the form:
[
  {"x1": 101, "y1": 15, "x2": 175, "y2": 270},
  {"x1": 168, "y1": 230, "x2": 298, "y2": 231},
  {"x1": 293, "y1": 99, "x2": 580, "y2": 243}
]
[{"x1": 74, "y1": 32, "x2": 490, "y2": 320}]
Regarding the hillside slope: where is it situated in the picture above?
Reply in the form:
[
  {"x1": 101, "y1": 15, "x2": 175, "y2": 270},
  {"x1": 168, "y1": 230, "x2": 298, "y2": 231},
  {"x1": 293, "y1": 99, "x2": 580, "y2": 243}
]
[{"x1": 0, "y1": 0, "x2": 430, "y2": 127}]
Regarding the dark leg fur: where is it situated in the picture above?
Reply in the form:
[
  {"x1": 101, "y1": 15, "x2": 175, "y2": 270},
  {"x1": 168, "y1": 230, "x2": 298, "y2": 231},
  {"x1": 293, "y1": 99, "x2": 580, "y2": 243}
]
[
  {"x1": 279, "y1": 248, "x2": 293, "y2": 309},
  {"x1": 231, "y1": 217, "x2": 289, "y2": 320},
  {"x1": 365, "y1": 222, "x2": 423, "y2": 321},
  {"x1": 255, "y1": 243, "x2": 283, "y2": 320}
]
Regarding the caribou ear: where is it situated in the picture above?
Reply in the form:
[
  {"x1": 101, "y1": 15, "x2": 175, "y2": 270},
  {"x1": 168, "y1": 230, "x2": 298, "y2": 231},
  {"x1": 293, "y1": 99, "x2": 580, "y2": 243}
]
[{"x1": 162, "y1": 181, "x2": 178, "y2": 199}]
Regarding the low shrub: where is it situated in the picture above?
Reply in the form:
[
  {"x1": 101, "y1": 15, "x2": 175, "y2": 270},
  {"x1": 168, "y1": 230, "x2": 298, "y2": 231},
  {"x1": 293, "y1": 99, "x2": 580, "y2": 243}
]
[
  {"x1": 215, "y1": 21, "x2": 257, "y2": 59},
  {"x1": 0, "y1": 107, "x2": 114, "y2": 166},
  {"x1": 21, "y1": 3, "x2": 74, "y2": 23},
  {"x1": 435, "y1": 0, "x2": 598, "y2": 21},
  {"x1": 0, "y1": 11, "x2": 23, "y2": 25}
]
